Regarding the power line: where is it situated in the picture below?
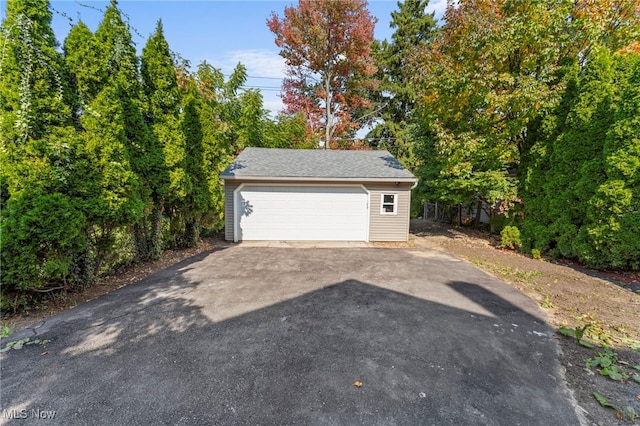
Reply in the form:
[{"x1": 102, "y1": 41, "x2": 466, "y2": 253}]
[
  {"x1": 223, "y1": 73, "x2": 283, "y2": 81},
  {"x1": 239, "y1": 88, "x2": 281, "y2": 93},
  {"x1": 241, "y1": 85, "x2": 281, "y2": 90},
  {"x1": 247, "y1": 75, "x2": 283, "y2": 80}
]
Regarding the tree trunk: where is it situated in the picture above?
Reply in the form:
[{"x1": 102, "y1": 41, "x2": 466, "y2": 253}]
[
  {"x1": 474, "y1": 200, "x2": 483, "y2": 229},
  {"x1": 183, "y1": 218, "x2": 200, "y2": 248},
  {"x1": 150, "y1": 200, "x2": 164, "y2": 260},
  {"x1": 489, "y1": 204, "x2": 495, "y2": 234},
  {"x1": 325, "y1": 74, "x2": 332, "y2": 149},
  {"x1": 134, "y1": 198, "x2": 164, "y2": 261}
]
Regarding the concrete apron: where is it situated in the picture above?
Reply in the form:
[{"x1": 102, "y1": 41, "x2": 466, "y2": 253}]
[{"x1": 238, "y1": 240, "x2": 373, "y2": 248}]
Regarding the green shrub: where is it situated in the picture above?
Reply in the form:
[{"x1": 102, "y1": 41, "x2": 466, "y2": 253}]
[
  {"x1": 1, "y1": 193, "x2": 86, "y2": 290},
  {"x1": 531, "y1": 248, "x2": 542, "y2": 260},
  {"x1": 1, "y1": 193, "x2": 88, "y2": 311},
  {"x1": 501, "y1": 225, "x2": 522, "y2": 250},
  {"x1": 520, "y1": 50, "x2": 640, "y2": 271}
]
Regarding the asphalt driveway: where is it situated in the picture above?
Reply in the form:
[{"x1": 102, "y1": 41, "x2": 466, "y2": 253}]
[{"x1": 1, "y1": 246, "x2": 581, "y2": 425}]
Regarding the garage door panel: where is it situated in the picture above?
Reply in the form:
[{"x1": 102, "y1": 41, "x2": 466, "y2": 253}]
[{"x1": 236, "y1": 186, "x2": 368, "y2": 241}]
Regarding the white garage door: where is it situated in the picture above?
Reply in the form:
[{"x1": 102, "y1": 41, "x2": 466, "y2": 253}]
[{"x1": 235, "y1": 185, "x2": 369, "y2": 241}]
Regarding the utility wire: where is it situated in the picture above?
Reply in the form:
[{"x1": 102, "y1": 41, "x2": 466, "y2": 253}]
[
  {"x1": 241, "y1": 85, "x2": 281, "y2": 90},
  {"x1": 246, "y1": 75, "x2": 283, "y2": 80},
  {"x1": 223, "y1": 73, "x2": 283, "y2": 81}
]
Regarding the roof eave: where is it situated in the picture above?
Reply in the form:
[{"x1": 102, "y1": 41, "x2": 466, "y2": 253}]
[{"x1": 219, "y1": 175, "x2": 418, "y2": 183}]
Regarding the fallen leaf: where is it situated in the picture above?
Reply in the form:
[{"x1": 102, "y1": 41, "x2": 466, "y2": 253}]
[{"x1": 353, "y1": 381, "x2": 362, "y2": 388}]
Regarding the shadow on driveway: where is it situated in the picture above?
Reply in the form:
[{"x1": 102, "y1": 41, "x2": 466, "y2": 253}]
[{"x1": 1, "y1": 247, "x2": 580, "y2": 425}]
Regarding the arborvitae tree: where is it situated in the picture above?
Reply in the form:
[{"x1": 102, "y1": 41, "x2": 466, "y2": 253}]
[
  {"x1": 547, "y1": 48, "x2": 618, "y2": 257},
  {"x1": 142, "y1": 22, "x2": 189, "y2": 250},
  {"x1": 519, "y1": 62, "x2": 581, "y2": 253},
  {"x1": 64, "y1": 0, "x2": 146, "y2": 274},
  {"x1": 139, "y1": 20, "x2": 177, "y2": 259},
  {"x1": 189, "y1": 62, "x2": 230, "y2": 230},
  {"x1": 178, "y1": 84, "x2": 210, "y2": 247},
  {"x1": 78, "y1": 84, "x2": 144, "y2": 271},
  {"x1": 141, "y1": 21, "x2": 181, "y2": 120},
  {"x1": 0, "y1": 0, "x2": 341, "y2": 313},
  {"x1": 542, "y1": 48, "x2": 616, "y2": 258},
  {"x1": 93, "y1": 1, "x2": 140, "y2": 95},
  {"x1": 521, "y1": 49, "x2": 640, "y2": 269},
  {"x1": 582, "y1": 53, "x2": 640, "y2": 269},
  {"x1": 94, "y1": 1, "x2": 154, "y2": 194},
  {"x1": 0, "y1": 0, "x2": 72, "y2": 143},
  {"x1": 64, "y1": 21, "x2": 104, "y2": 110},
  {"x1": 0, "y1": 0, "x2": 87, "y2": 308}
]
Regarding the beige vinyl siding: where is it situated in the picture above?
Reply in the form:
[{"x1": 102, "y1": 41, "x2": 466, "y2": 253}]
[
  {"x1": 367, "y1": 183, "x2": 412, "y2": 242},
  {"x1": 224, "y1": 181, "x2": 241, "y2": 241}
]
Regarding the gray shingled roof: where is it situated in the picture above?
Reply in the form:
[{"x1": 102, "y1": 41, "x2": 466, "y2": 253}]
[{"x1": 220, "y1": 148, "x2": 417, "y2": 182}]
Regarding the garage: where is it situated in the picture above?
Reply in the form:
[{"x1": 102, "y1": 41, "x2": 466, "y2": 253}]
[
  {"x1": 221, "y1": 148, "x2": 417, "y2": 242},
  {"x1": 235, "y1": 185, "x2": 368, "y2": 241}
]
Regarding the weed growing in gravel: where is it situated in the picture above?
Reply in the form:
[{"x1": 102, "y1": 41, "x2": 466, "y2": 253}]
[
  {"x1": 470, "y1": 260, "x2": 543, "y2": 285},
  {"x1": 561, "y1": 338, "x2": 640, "y2": 423},
  {"x1": 559, "y1": 324, "x2": 594, "y2": 347},
  {"x1": 572, "y1": 314, "x2": 640, "y2": 350},
  {"x1": 0, "y1": 338, "x2": 50, "y2": 353},
  {"x1": 593, "y1": 392, "x2": 640, "y2": 422},
  {"x1": 586, "y1": 348, "x2": 624, "y2": 380},
  {"x1": 513, "y1": 270, "x2": 543, "y2": 283},
  {"x1": 0, "y1": 324, "x2": 11, "y2": 337},
  {"x1": 542, "y1": 295, "x2": 556, "y2": 309},
  {"x1": 590, "y1": 352, "x2": 640, "y2": 422}
]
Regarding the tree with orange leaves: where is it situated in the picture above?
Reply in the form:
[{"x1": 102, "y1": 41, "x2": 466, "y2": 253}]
[{"x1": 267, "y1": 0, "x2": 378, "y2": 149}]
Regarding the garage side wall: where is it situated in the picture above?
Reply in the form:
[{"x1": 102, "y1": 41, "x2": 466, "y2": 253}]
[
  {"x1": 224, "y1": 180, "x2": 241, "y2": 241},
  {"x1": 367, "y1": 183, "x2": 412, "y2": 242}
]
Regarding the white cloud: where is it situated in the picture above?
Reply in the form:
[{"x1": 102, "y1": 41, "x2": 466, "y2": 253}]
[
  {"x1": 229, "y1": 49, "x2": 285, "y2": 115},
  {"x1": 263, "y1": 97, "x2": 285, "y2": 117},
  {"x1": 426, "y1": 0, "x2": 450, "y2": 20},
  {"x1": 205, "y1": 49, "x2": 286, "y2": 115},
  {"x1": 215, "y1": 48, "x2": 286, "y2": 79}
]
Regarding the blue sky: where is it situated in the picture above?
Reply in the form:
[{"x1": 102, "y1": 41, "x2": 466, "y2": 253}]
[{"x1": 1, "y1": 0, "x2": 447, "y2": 114}]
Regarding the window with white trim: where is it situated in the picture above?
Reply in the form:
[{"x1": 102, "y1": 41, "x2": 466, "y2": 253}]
[{"x1": 380, "y1": 193, "x2": 398, "y2": 215}]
